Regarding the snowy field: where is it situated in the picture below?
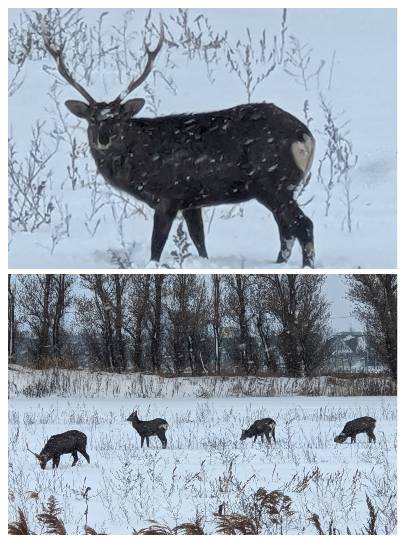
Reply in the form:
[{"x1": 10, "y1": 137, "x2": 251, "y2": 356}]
[
  {"x1": 8, "y1": 8, "x2": 396, "y2": 269},
  {"x1": 8, "y1": 396, "x2": 397, "y2": 534}
]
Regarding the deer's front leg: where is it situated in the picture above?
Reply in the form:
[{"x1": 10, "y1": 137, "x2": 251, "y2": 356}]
[
  {"x1": 72, "y1": 451, "x2": 78, "y2": 466},
  {"x1": 182, "y1": 208, "x2": 208, "y2": 258},
  {"x1": 151, "y1": 201, "x2": 179, "y2": 262}
]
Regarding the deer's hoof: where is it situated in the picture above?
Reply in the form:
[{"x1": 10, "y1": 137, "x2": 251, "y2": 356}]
[{"x1": 146, "y1": 260, "x2": 162, "y2": 269}]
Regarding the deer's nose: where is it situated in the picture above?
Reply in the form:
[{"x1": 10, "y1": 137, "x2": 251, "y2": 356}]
[{"x1": 98, "y1": 124, "x2": 111, "y2": 146}]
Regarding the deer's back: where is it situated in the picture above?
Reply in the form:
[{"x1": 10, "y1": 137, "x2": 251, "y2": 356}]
[
  {"x1": 132, "y1": 418, "x2": 168, "y2": 436},
  {"x1": 92, "y1": 103, "x2": 313, "y2": 207},
  {"x1": 251, "y1": 417, "x2": 276, "y2": 433},
  {"x1": 343, "y1": 416, "x2": 376, "y2": 434},
  {"x1": 42, "y1": 430, "x2": 87, "y2": 454}
]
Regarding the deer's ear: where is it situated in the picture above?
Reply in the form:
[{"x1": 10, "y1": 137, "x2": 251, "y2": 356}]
[
  {"x1": 65, "y1": 100, "x2": 90, "y2": 119},
  {"x1": 122, "y1": 99, "x2": 145, "y2": 117}
]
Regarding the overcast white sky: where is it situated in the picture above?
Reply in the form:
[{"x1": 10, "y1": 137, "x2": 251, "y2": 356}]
[{"x1": 324, "y1": 275, "x2": 360, "y2": 332}]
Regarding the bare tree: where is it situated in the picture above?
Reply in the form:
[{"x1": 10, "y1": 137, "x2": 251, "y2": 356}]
[
  {"x1": 260, "y1": 275, "x2": 331, "y2": 376},
  {"x1": 52, "y1": 275, "x2": 72, "y2": 359},
  {"x1": 346, "y1": 275, "x2": 397, "y2": 379},
  {"x1": 78, "y1": 275, "x2": 129, "y2": 371},
  {"x1": 17, "y1": 274, "x2": 74, "y2": 366},
  {"x1": 165, "y1": 275, "x2": 209, "y2": 374},
  {"x1": 125, "y1": 275, "x2": 151, "y2": 371},
  {"x1": 224, "y1": 275, "x2": 257, "y2": 373},
  {"x1": 251, "y1": 279, "x2": 278, "y2": 374},
  {"x1": 210, "y1": 275, "x2": 224, "y2": 374},
  {"x1": 148, "y1": 275, "x2": 166, "y2": 373},
  {"x1": 8, "y1": 275, "x2": 17, "y2": 363}
]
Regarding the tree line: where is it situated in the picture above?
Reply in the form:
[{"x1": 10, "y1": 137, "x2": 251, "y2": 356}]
[{"x1": 8, "y1": 274, "x2": 397, "y2": 378}]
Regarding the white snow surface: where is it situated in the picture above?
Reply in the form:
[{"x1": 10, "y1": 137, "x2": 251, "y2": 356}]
[
  {"x1": 8, "y1": 8, "x2": 396, "y2": 269},
  {"x1": 9, "y1": 395, "x2": 396, "y2": 534}
]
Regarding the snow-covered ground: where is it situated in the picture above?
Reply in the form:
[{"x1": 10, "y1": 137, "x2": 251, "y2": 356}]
[
  {"x1": 8, "y1": 8, "x2": 396, "y2": 269},
  {"x1": 8, "y1": 395, "x2": 396, "y2": 534}
]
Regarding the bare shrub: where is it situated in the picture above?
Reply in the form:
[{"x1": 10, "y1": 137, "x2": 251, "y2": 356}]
[{"x1": 317, "y1": 96, "x2": 358, "y2": 223}]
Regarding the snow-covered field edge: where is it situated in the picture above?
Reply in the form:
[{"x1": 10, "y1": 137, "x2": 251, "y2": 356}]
[{"x1": 8, "y1": 364, "x2": 396, "y2": 399}]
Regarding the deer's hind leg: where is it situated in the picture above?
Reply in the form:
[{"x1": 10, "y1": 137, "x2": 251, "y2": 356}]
[
  {"x1": 72, "y1": 451, "x2": 78, "y2": 466},
  {"x1": 158, "y1": 430, "x2": 168, "y2": 449},
  {"x1": 183, "y1": 208, "x2": 208, "y2": 258},
  {"x1": 257, "y1": 193, "x2": 314, "y2": 268},
  {"x1": 367, "y1": 430, "x2": 376, "y2": 443}
]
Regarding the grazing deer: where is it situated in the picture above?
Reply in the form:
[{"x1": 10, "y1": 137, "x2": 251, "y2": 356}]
[
  {"x1": 42, "y1": 17, "x2": 316, "y2": 268},
  {"x1": 127, "y1": 410, "x2": 168, "y2": 448},
  {"x1": 26, "y1": 430, "x2": 90, "y2": 469},
  {"x1": 334, "y1": 416, "x2": 376, "y2": 444},
  {"x1": 241, "y1": 418, "x2": 276, "y2": 444}
]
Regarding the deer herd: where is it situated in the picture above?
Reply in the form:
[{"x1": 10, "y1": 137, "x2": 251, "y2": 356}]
[{"x1": 27, "y1": 413, "x2": 377, "y2": 470}]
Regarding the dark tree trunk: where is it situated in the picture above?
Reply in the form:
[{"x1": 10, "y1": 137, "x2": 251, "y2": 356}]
[
  {"x1": 150, "y1": 275, "x2": 165, "y2": 373},
  {"x1": 235, "y1": 275, "x2": 251, "y2": 374},
  {"x1": 52, "y1": 275, "x2": 66, "y2": 359},
  {"x1": 113, "y1": 275, "x2": 126, "y2": 371},
  {"x1": 212, "y1": 275, "x2": 222, "y2": 374},
  {"x1": 37, "y1": 274, "x2": 52, "y2": 366},
  {"x1": 131, "y1": 275, "x2": 151, "y2": 371},
  {"x1": 8, "y1": 275, "x2": 16, "y2": 363},
  {"x1": 256, "y1": 312, "x2": 277, "y2": 375}
]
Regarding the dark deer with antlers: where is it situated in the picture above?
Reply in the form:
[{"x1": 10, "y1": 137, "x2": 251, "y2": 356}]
[
  {"x1": 42, "y1": 16, "x2": 316, "y2": 267},
  {"x1": 27, "y1": 430, "x2": 90, "y2": 469}
]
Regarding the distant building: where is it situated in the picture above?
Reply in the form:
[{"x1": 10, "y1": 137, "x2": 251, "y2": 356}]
[{"x1": 327, "y1": 331, "x2": 383, "y2": 373}]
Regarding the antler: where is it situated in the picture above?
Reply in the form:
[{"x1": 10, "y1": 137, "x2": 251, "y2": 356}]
[
  {"x1": 114, "y1": 15, "x2": 164, "y2": 104},
  {"x1": 26, "y1": 443, "x2": 40, "y2": 459},
  {"x1": 41, "y1": 17, "x2": 95, "y2": 104}
]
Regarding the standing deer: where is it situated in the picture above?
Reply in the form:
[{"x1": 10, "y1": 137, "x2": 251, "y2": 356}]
[
  {"x1": 26, "y1": 430, "x2": 90, "y2": 469},
  {"x1": 42, "y1": 17, "x2": 316, "y2": 267},
  {"x1": 127, "y1": 410, "x2": 168, "y2": 448},
  {"x1": 240, "y1": 418, "x2": 276, "y2": 444},
  {"x1": 334, "y1": 416, "x2": 376, "y2": 444}
]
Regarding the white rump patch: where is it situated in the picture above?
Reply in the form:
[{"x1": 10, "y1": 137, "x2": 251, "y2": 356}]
[
  {"x1": 291, "y1": 134, "x2": 315, "y2": 174},
  {"x1": 159, "y1": 423, "x2": 168, "y2": 430}
]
